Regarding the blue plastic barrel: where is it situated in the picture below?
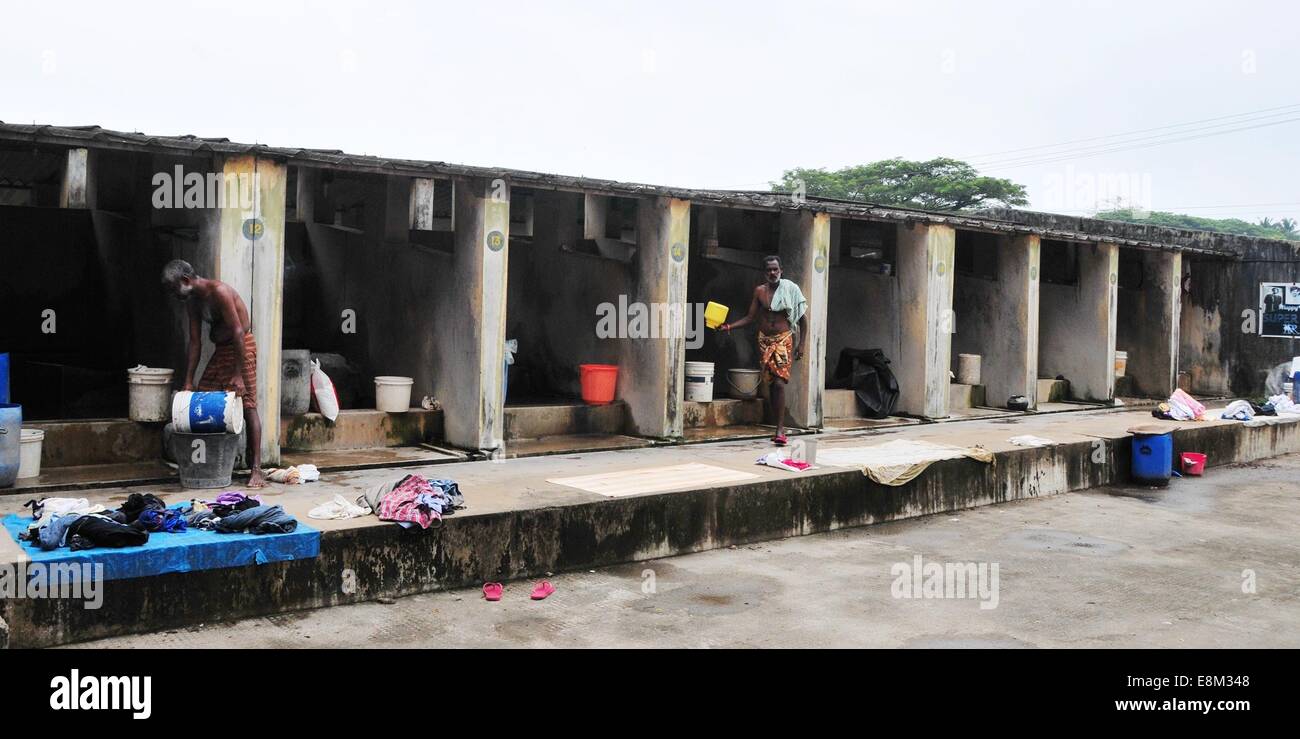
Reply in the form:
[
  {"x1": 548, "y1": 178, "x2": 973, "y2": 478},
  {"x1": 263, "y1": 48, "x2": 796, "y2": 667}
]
[
  {"x1": 0, "y1": 403, "x2": 21, "y2": 488},
  {"x1": 0, "y1": 352, "x2": 9, "y2": 404},
  {"x1": 1131, "y1": 432, "x2": 1173, "y2": 486}
]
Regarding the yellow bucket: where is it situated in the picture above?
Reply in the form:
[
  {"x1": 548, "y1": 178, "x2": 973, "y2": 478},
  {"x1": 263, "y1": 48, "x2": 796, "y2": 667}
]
[{"x1": 704, "y1": 301, "x2": 729, "y2": 329}]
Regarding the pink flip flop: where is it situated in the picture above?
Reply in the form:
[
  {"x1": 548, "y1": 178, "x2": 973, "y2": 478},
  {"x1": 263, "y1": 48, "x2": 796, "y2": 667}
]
[
  {"x1": 483, "y1": 582, "x2": 503, "y2": 601},
  {"x1": 773, "y1": 434, "x2": 789, "y2": 447},
  {"x1": 530, "y1": 581, "x2": 556, "y2": 600}
]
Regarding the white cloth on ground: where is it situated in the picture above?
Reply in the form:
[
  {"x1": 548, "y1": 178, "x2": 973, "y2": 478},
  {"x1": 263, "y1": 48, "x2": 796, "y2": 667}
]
[
  {"x1": 1008, "y1": 435, "x2": 1055, "y2": 447},
  {"x1": 308, "y1": 494, "x2": 372, "y2": 520},
  {"x1": 816, "y1": 439, "x2": 994, "y2": 486}
]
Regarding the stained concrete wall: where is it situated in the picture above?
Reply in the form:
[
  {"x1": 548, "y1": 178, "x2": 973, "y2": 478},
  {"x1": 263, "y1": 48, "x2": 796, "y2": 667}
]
[
  {"x1": 779, "y1": 210, "x2": 830, "y2": 428},
  {"x1": 1038, "y1": 241, "x2": 1117, "y2": 402},
  {"x1": 504, "y1": 190, "x2": 632, "y2": 402},
  {"x1": 826, "y1": 266, "x2": 900, "y2": 385},
  {"x1": 615, "y1": 197, "x2": 690, "y2": 437},
  {"x1": 1116, "y1": 249, "x2": 1181, "y2": 398},
  {"x1": 896, "y1": 223, "x2": 955, "y2": 418},
  {"x1": 951, "y1": 234, "x2": 1040, "y2": 408},
  {"x1": 1180, "y1": 242, "x2": 1300, "y2": 396}
]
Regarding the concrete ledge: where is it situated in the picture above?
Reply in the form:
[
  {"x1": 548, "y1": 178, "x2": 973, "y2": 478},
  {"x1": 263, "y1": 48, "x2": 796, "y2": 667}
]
[
  {"x1": 504, "y1": 402, "x2": 626, "y2": 440},
  {"x1": 682, "y1": 399, "x2": 764, "y2": 428},
  {"x1": 1038, "y1": 379, "x2": 1068, "y2": 402},
  {"x1": 949, "y1": 383, "x2": 986, "y2": 410},
  {"x1": 281, "y1": 409, "x2": 443, "y2": 451},
  {"x1": 823, "y1": 389, "x2": 858, "y2": 419},
  {"x1": 28, "y1": 419, "x2": 162, "y2": 468},
  {"x1": 6, "y1": 412, "x2": 1297, "y2": 648}
]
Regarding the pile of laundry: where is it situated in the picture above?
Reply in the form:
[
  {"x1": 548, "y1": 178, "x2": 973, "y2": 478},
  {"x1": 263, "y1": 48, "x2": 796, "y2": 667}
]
[
  {"x1": 1152, "y1": 389, "x2": 1208, "y2": 421},
  {"x1": 188, "y1": 492, "x2": 298, "y2": 534},
  {"x1": 17, "y1": 494, "x2": 187, "y2": 552},
  {"x1": 1217, "y1": 397, "x2": 1294, "y2": 422},
  {"x1": 327, "y1": 474, "x2": 464, "y2": 529}
]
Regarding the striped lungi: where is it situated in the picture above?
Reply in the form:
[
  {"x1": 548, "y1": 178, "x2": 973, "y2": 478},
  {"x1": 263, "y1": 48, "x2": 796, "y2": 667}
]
[{"x1": 198, "y1": 333, "x2": 258, "y2": 410}]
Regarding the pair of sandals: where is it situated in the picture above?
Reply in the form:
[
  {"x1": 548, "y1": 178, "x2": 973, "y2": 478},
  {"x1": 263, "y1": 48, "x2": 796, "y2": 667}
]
[{"x1": 483, "y1": 580, "x2": 555, "y2": 601}]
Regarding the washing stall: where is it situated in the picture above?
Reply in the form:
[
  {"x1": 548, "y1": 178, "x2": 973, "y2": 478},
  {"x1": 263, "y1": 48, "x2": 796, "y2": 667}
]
[
  {"x1": 948, "y1": 228, "x2": 1039, "y2": 418},
  {"x1": 1036, "y1": 238, "x2": 1118, "y2": 408},
  {"x1": 500, "y1": 189, "x2": 654, "y2": 455},
  {"x1": 276, "y1": 168, "x2": 459, "y2": 467},
  {"x1": 0, "y1": 143, "x2": 210, "y2": 489}
]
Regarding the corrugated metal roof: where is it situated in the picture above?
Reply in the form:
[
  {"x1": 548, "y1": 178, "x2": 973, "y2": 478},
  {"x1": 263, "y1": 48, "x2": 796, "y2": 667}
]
[{"x1": 0, "y1": 121, "x2": 1254, "y2": 257}]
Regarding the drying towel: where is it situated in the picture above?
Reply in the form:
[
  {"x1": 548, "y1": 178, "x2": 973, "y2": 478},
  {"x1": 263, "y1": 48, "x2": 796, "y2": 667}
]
[
  {"x1": 769, "y1": 278, "x2": 807, "y2": 327},
  {"x1": 817, "y1": 439, "x2": 994, "y2": 486}
]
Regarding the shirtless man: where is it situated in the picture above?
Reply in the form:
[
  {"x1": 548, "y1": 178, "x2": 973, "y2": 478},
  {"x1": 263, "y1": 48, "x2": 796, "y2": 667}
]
[
  {"x1": 720, "y1": 255, "x2": 808, "y2": 445},
  {"x1": 161, "y1": 259, "x2": 265, "y2": 487}
]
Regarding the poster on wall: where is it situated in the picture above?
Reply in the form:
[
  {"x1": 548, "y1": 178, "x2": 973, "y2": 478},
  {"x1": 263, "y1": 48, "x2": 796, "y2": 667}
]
[{"x1": 1260, "y1": 282, "x2": 1300, "y2": 337}]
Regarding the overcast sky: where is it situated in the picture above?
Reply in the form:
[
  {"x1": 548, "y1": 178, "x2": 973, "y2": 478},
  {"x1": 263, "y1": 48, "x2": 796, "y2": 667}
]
[{"x1": 4, "y1": 0, "x2": 1297, "y2": 221}]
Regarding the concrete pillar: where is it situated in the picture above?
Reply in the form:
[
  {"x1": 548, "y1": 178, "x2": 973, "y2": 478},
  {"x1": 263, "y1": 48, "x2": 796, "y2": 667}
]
[
  {"x1": 1074, "y1": 242, "x2": 1120, "y2": 401},
  {"x1": 1122, "y1": 249, "x2": 1182, "y2": 397},
  {"x1": 431, "y1": 176, "x2": 510, "y2": 451},
  {"x1": 897, "y1": 222, "x2": 956, "y2": 418},
  {"x1": 60, "y1": 148, "x2": 94, "y2": 209},
  {"x1": 617, "y1": 197, "x2": 691, "y2": 437},
  {"x1": 779, "y1": 210, "x2": 831, "y2": 428},
  {"x1": 982, "y1": 234, "x2": 1040, "y2": 408},
  {"x1": 212, "y1": 155, "x2": 288, "y2": 465},
  {"x1": 410, "y1": 178, "x2": 435, "y2": 231}
]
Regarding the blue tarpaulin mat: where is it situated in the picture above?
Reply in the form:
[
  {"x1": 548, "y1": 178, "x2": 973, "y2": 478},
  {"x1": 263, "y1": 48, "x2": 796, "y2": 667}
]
[{"x1": 3, "y1": 507, "x2": 320, "y2": 582}]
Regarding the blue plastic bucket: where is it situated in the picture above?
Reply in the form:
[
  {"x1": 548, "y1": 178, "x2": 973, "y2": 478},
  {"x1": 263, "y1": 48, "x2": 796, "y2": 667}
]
[
  {"x1": 171, "y1": 391, "x2": 245, "y2": 434},
  {"x1": 1131, "y1": 432, "x2": 1173, "y2": 486},
  {"x1": 0, "y1": 352, "x2": 9, "y2": 404},
  {"x1": 0, "y1": 403, "x2": 21, "y2": 488}
]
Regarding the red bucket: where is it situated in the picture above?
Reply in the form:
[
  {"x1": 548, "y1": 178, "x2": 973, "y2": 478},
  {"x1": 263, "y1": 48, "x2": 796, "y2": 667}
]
[
  {"x1": 1180, "y1": 452, "x2": 1207, "y2": 476},
  {"x1": 579, "y1": 364, "x2": 618, "y2": 405}
]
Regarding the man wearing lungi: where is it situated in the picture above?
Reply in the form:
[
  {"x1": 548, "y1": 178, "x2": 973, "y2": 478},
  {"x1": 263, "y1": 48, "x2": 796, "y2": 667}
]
[
  {"x1": 162, "y1": 259, "x2": 266, "y2": 488},
  {"x1": 720, "y1": 255, "x2": 808, "y2": 446}
]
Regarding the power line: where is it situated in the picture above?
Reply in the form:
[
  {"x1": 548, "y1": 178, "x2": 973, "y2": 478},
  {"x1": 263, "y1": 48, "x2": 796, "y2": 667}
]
[
  {"x1": 981, "y1": 115, "x2": 1300, "y2": 170},
  {"x1": 975, "y1": 113, "x2": 1300, "y2": 168},
  {"x1": 963, "y1": 102, "x2": 1300, "y2": 161}
]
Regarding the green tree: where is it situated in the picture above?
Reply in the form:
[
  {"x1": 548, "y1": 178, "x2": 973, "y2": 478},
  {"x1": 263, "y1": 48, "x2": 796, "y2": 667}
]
[{"x1": 771, "y1": 157, "x2": 1029, "y2": 211}]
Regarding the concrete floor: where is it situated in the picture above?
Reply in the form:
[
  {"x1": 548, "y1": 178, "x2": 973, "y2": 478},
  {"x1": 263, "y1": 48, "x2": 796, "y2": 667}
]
[{"x1": 69, "y1": 454, "x2": 1300, "y2": 649}]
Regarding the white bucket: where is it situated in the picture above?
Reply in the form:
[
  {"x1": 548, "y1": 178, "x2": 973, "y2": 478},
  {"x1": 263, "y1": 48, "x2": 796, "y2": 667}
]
[
  {"x1": 727, "y1": 369, "x2": 762, "y2": 399},
  {"x1": 1114, "y1": 350, "x2": 1128, "y2": 379},
  {"x1": 956, "y1": 354, "x2": 982, "y2": 386},
  {"x1": 127, "y1": 365, "x2": 175, "y2": 422},
  {"x1": 684, "y1": 361, "x2": 715, "y2": 403},
  {"x1": 18, "y1": 428, "x2": 43, "y2": 479},
  {"x1": 375, "y1": 376, "x2": 415, "y2": 412}
]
